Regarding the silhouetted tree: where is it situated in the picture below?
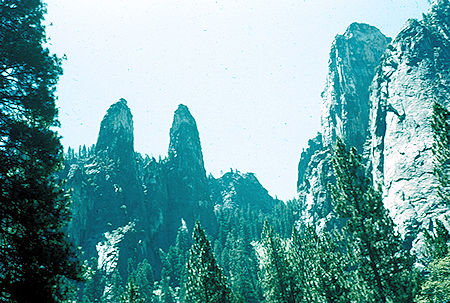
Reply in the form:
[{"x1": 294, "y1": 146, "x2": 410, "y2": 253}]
[{"x1": 0, "y1": 0, "x2": 83, "y2": 301}]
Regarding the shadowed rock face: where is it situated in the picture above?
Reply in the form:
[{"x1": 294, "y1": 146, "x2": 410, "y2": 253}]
[
  {"x1": 64, "y1": 100, "x2": 280, "y2": 284},
  {"x1": 96, "y1": 98, "x2": 135, "y2": 169},
  {"x1": 298, "y1": 23, "x2": 390, "y2": 230},
  {"x1": 368, "y1": 0, "x2": 450, "y2": 249},
  {"x1": 166, "y1": 104, "x2": 216, "y2": 240},
  {"x1": 65, "y1": 99, "x2": 148, "y2": 281}
]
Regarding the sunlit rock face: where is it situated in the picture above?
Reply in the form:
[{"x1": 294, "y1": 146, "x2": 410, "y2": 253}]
[
  {"x1": 166, "y1": 104, "x2": 217, "y2": 240},
  {"x1": 297, "y1": 1, "x2": 450, "y2": 251},
  {"x1": 298, "y1": 23, "x2": 390, "y2": 230},
  {"x1": 209, "y1": 170, "x2": 279, "y2": 212},
  {"x1": 321, "y1": 23, "x2": 391, "y2": 152},
  {"x1": 368, "y1": 0, "x2": 450, "y2": 249}
]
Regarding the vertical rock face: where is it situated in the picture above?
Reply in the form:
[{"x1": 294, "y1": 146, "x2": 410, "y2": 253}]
[
  {"x1": 166, "y1": 104, "x2": 216, "y2": 239},
  {"x1": 369, "y1": 0, "x2": 450, "y2": 247},
  {"x1": 321, "y1": 23, "x2": 390, "y2": 151},
  {"x1": 67, "y1": 99, "x2": 139, "y2": 240},
  {"x1": 297, "y1": 135, "x2": 336, "y2": 229},
  {"x1": 168, "y1": 104, "x2": 206, "y2": 174},
  {"x1": 96, "y1": 98, "x2": 135, "y2": 171},
  {"x1": 65, "y1": 99, "x2": 148, "y2": 280},
  {"x1": 298, "y1": 23, "x2": 389, "y2": 229}
]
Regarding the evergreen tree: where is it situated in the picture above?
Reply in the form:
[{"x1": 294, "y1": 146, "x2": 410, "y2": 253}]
[
  {"x1": 289, "y1": 225, "x2": 352, "y2": 303},
  {"x1": 159, "y1": 273, "x2": 175, "y2": 303},
  {"x1": 0, "y1": 0, "x2": 83, "y2": 301},
  {"x1": 431, "y1": 101, "x2": 450, "y2": 206},
  {"x1": 129, "y1": 259, "x2": 154, "y2": 303},
  {"x1": 228, "y1": 235, "x2": 262, "y2": 303},
  {"x1": 259, "y1": 221, "x2": 300, "y2": 303},
  {"x1": 330, "y1": 138, "x2": 416, "y2": 302},
  {"x1": 160, "y1": 221, "x2": 190, "y2": 290},
  {"x1": 81, "y1": 258, "x2": 105, "y2": 303},
  {"x1": 183, "y1": 221, "x2": 234, "y2": 303},
  {"x1": 424, "y1": 219, "x2": 450, "y2": 260},
  {"x1": 416, "y1": 253, "x2": 450, "y2": 303},
  {"x1": 122, "y1": 277, "x2": 144, "y2": 303},
  {"x1": 103, "y1": 270, "x2": 124, "y2": 302}
]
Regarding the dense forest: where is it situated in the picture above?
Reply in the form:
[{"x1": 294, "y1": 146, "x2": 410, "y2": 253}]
[{"x1": 1, "y1": 0, "x2": 449, "y2": 303}]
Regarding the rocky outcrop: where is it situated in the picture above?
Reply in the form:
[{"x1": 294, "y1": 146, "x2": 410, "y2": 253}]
[
  {"x1": 298, "y1": 23, "x2": 390, "y2": 229},
  {"x1": 166, "y1": 104, "x2": 216, "y2": 240},
  {"x1": 64, "y1": 99, "x2": 150, "y2": 280},
  {"x1": 66, "y1": 101, "x2": 280, "y2": 284},
  {"x1": 209, "y1": 170, "x2": 278, "y2": 212},
  {"x1": 321, "y1": 23, "x2": 391, "y2": 151},
  {"x1": 297, "y1": 135, "x2": 336, "y2": 229},
  {"x1": 368, "y1": 0, "x2": 450, "y2": 248},
  {"x1": 96, "y1": 98, "x2": 135, "y2": 168}
]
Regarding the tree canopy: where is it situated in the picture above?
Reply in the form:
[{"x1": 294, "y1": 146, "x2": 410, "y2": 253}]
[{"x1": 0, "y1": 0, "x2": 83, "y2": 301}]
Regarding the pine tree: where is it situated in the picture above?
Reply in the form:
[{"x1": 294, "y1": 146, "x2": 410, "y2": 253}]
[
  {"x1": 104, "y1": 270, "x2": 124, "y2": 302},
  {"x1": 81, "y1": 258, "x2": 105, "y2": 303},
  {"x1": 122, "y1": 277, "x2": 144, "y2": 303},
  {"x1": 259, "y1": 221, "x2": 300, "y2": 303},
  {"x1": 289, "y1": 225, "x2": 352, "y2": 303},
  {"x1": 417, "y1": 219, "x2": 450, "y2": 302},
  {"x1": 416, "y1": 254, "x2": 450, "y2": 303},
  {"x1": 330, "y1": 138, "x2": 416, "y2": 302},
  {"x1": 431, "y1": 101, "x2": 450, "y2": 206},
  {"x1": 129, "y1": 259, "x2": 154, "y2": 302},
  {"x1": 160, "y1": 273, "x2": 175, "y2": 303},
  {"x1": 0, "y1": 1, "x2": 84, "y2": 301},
  {"x1": 183, "y1": 221, "x2": 234, "y2": 303},
  {"x1": 424, "y1": 219, "x2": 450, "y2": 260},
  {"x1": 160, "y1": 221, "x2": 190, "y2": 290},
  {"x1": 228, "y1": 235, "x2": 262, "y2": 303}
]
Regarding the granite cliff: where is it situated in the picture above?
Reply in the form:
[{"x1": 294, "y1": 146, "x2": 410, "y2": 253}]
[
  {"x1": 368, "y1": 0, "x2": 450, "y2": 249},
  {"x1": 297, "y1": 22, "x2": 390, "y2": 230},
  {"x1": 297, "y1": 1, "x2": 450, "y2": 249}
]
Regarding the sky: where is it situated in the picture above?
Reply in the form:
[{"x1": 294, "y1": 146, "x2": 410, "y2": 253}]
[{"x1": 44, "y1": 0, "x2": 431, "y2": 201}]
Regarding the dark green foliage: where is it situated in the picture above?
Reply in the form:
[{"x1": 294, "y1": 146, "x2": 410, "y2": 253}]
[
  {"x1": 122, "y1": 277, "x2": 145, "y2": 303},
  {"x1": 159, "y1": 273, "x2": 175, "y2": 303},
  {"x1": 81, "y1": 258, "x2": 105, "y2": 303},
  {"x1": 159, "y1": 223, "x2": 190, "y2": 290},
  {"x1": 0, "y1": 0, "x2": 84, "y2": 301},
  {"x1": 227, "y1": 235, "x2": 262, "y2": 303},
  {"x1": 183, "y1": 221, "x2": 234, "y2": 303},
  {"x1": 259, "y1": 221, "x2": 300, "y2": 303},
  {"x1": 104, "y1": 270, "x2": 125, "y2": 302},
  {"x1": 416, "y1": 253, "x2": 450, "y2": 303},
  {"x1": 330, "y1": 138, "x2": 416, "y2": 302},
  {"x1": 289, "y1": 225, "x2": 352, "y2": 303},
  {"x1": 431, "y1": 101, "x2": 450, "y2": 206},
  {"x1": 213, "y1": 202, "x2": 296, "y2": 302},
  {"x1": 424, "y1": 219, "x2": 450, "y2": 260},
  {"x1": 129, "y1": 259, "x2": 154, "y2": 302}
]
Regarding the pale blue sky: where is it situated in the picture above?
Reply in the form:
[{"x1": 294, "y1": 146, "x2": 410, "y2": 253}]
[{"x1": 45, "y1": 0, "x2": 430, "y2": 200}]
